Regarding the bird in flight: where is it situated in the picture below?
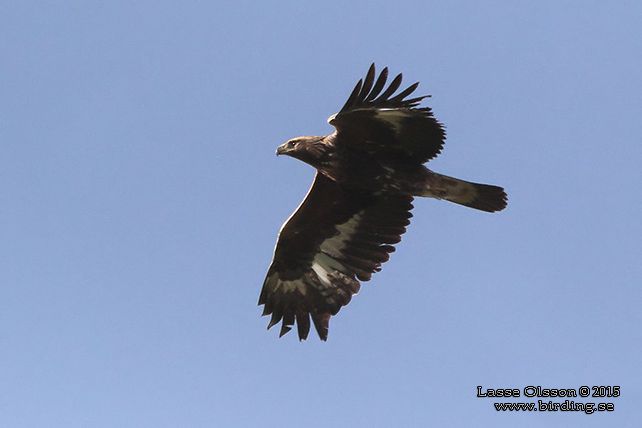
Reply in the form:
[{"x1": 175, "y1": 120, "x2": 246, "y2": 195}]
[{"x1": 259, "y1": 64, "x2": 507, "y2": 341}]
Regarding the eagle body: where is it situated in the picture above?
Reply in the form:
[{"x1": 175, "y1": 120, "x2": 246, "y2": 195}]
[{"x1": 260, "y1": 65, "x2": 507, "y2": 341}]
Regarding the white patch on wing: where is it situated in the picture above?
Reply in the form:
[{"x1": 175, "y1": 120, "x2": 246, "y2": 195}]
[
  {"x1": 314, "y1": 252, "x2": 347, "y2": 273},
  {"x1": 319, "y1": 212, "x2": 363, "y2": 257},
  {"x1": 309, "y1": 211, "x2": 364, "y2": 284},
  {"x1": 311, "y1": 261, "x2": 331, "y2": 286},
  {"x1": 375, "y1": 108, "x2": 409, "y2": 133}
]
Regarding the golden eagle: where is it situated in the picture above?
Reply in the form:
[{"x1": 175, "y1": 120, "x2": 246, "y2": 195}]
[{"x1": 259, "y1": 64, "x2": 507, "y2": 341}]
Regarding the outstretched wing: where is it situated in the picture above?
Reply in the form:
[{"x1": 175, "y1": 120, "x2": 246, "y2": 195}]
[
  {"x1": 259, "y1": 173, "x2": 413, "y2": 341},
  {"x1": 329, "y1": 64, "x2": 446, "y2": 164}
]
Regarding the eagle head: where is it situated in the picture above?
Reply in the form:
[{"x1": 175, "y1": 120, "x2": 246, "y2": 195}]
[{"x1": 276, "y1": 136, "x2": 328, "y2": 166}]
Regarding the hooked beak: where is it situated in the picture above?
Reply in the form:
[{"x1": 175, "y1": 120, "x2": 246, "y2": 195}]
[{"x1": 276, "y1": 143, "x2": 289, "y2": 156}]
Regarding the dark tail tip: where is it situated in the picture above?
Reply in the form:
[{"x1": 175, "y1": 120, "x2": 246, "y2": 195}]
[{"x1": 463, "y1": 184, "x2": 508, "y2": 212}]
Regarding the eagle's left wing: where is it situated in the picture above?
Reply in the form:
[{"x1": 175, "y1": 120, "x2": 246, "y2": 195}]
[
  {"x1": 328, "y1": 64, "x2": 445, "y2": 164},
  {"x1": 259, "y1": 173, "x2": 413, "y2": 341}
]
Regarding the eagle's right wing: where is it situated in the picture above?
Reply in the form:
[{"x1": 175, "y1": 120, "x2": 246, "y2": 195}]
[
  {"x1": 259, "y1": 173, "x2": 413, "y2": 341},
  {"x1": 328, "y1": 64, "x2": 445, "y2": 164}
]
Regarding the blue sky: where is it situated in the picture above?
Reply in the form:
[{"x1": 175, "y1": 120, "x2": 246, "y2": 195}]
[{"x1": 2, "y1": 1, "x2": 641, "y2": 427}]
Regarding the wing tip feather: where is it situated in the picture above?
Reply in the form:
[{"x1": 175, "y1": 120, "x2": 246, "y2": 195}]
[
  {"x1": 338, "y1": 64, "x2": 429, "y2": 114},
  {"x1": 312, "y1": 312, "x2": 331, "y2": 341}
]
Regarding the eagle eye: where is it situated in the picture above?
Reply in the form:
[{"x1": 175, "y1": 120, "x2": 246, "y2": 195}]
[{"x1": 288, "y1": 141, "x2": 297, "y2": 148}]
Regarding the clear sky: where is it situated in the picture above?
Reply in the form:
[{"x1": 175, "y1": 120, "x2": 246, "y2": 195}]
[{"x1": 2, "y1": 1, "x2": 641, "y2": 427}]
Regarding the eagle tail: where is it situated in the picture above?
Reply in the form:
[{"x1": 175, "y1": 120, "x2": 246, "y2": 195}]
[{"x1": 419, "y1": 172, "x2": 507, "y2": 213}]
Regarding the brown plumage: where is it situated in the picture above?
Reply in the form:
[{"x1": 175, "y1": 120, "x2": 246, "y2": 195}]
[{"x1": 260, "y1": 64, "x2": 507, "y2": 341}]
